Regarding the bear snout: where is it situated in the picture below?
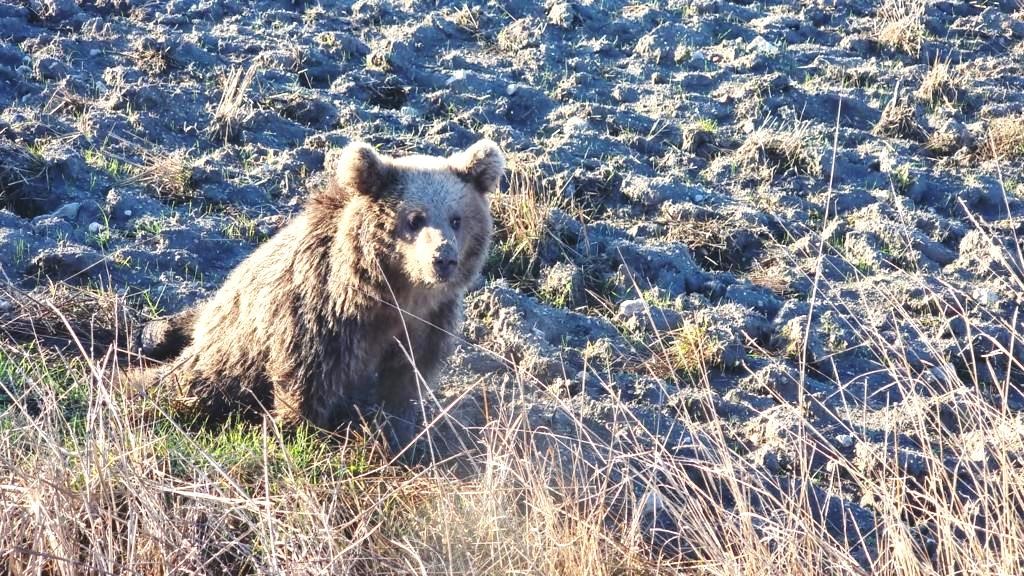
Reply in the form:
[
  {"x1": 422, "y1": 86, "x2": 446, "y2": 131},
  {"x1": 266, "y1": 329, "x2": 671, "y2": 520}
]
[
  {"x1": 431, "y1": 242, "x2": 459, "y2": 281},
  {"x1": 433, "y1": 255, "x2": 458, "y2": 281}
]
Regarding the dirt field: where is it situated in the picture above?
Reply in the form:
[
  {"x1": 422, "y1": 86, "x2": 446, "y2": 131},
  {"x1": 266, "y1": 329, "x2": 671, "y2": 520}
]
[{"x1": 2, "y1": 0, "x2": 1023, "y2": 573}]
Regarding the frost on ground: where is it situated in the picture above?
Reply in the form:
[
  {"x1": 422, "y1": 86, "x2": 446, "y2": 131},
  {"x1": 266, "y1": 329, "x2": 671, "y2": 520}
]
[{"x1": 1, "y1": 0, "x2": 1023, "y2": 574}]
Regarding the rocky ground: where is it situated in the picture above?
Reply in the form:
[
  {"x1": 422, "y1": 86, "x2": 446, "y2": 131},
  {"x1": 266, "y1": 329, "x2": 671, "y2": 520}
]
[{"x1": 2, "y1": 0, "x2": 1024, "y2": 570}]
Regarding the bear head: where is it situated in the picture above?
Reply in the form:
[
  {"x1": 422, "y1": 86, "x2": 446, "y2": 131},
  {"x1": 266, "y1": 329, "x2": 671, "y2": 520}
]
[{"x1": 330, "y1": 139, "x2": 505, "y2": 296}]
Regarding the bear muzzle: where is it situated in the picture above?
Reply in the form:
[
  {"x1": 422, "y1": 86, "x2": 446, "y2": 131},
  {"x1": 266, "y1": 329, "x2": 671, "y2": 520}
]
[
  {"x1": 433, "y1": 255, "x2": 458, "y2": 282},
  {"x1": 430, "y1": 240, "x2": 459, "y2": 282}
]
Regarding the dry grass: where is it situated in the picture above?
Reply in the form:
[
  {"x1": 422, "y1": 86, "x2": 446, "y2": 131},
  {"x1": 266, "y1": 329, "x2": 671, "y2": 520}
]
[
  {"x1": 41, "y1": 81, "x2": 89, "y2": 117},
  {"x1": 124, "y1": 149, "x2": 196, "y2": 200},
  {"x1": 131, "y1": 37, "x2": 170, "y2": 76},
  {"x1": 1, "y1": 305, "x2": 1023, "y2": 574},
  {"x1": 448, "y1": 5, "x2": 483, "y2": 39},
  {"x1": 2, "y1": 208, "x2": 1024, "y2": 575},
  {"x1": 984, "y1": 115, "x2": 1024, "y2": 160},
  {"x1": 719, "y1": 119, "x2": 822, "y2": 183},
  {"x1": 488, "y1": 154, "x2": 564, "y2": 283},
  {"x1": 874, "y1": 95, "x2": 927, "y2": 142},
  {"x1": 657, "y1": 321, "x2": 726, "y2": 377},
  {"x1": 0, "y1": 335, "x2": 666, "y2": 574},
  {"x1": 208, "y1": 66, "x2": 257, "y2": 142},
  {"x1": 0, "y1": 140, "x2": 48, "y2": 204},
  {"x1": 915, "y1": 60, "x2": 965, "y2": 108},
  {"x1": 876, "y1": 0, "x2": 927, "y2": 56},
  {"x1": 0, "y1": 282, "x2": 133, "y2": 356},
  {"x1": 665, "y1": 212, "x2": 771, "y2": 272}
]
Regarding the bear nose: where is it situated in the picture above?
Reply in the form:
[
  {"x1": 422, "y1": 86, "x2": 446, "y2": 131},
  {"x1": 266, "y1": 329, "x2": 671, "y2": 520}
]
[{"x1": 433, "y1": 256, "x2": 458, "y2": 281}]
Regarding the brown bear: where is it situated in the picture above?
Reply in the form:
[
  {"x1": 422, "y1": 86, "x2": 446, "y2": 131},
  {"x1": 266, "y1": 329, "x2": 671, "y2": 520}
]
[{"x1": 140, "y1": 139, "x2": 504, "y2": 445}]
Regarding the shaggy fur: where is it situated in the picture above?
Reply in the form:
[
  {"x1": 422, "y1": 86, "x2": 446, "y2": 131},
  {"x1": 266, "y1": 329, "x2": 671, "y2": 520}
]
[
  {"x1": 141, "y1": 140, "x2": 504, "y2": 444},
  {"x1": 136, "y1": 308, "x2": 197, "y2": 361}
]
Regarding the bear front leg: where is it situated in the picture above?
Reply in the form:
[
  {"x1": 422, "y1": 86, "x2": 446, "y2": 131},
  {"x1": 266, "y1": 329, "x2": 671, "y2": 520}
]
[
  {"x1": 136, "y1": 306, "x2": 200, "y2": 361},
  {"x1": 377, "y1": 300, "x2": 458, "y2": 448}
]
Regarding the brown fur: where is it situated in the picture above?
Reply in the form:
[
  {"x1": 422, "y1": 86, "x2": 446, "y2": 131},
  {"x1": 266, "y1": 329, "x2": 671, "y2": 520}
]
[
  {"x1": 140, "y1": 140, "x2": 504, "y2": 443},
  {"x1": 136, "y1": 307, "x2": 196, "y2": 360}
]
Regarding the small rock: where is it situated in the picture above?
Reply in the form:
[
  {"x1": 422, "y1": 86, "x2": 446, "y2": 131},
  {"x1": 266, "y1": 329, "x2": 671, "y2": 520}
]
[
  {"x1": 836, "y1": 434, "x2": 856, "y2": 448},
  {"x1": 972, "y1": 286, "x2": 1000, "y2": 307},
  {"x1": 87, "y1": 222, "x2": 103, "y2": 234},
  {"x1": 49, "y1": 202, "x2": 81, "y2": 221},
  {"x1": 747, "y1": 36, "x2": 779, "y2": 57},
  {"x1": 446, "y1": 69, "x2": 467, "y2": 86},
  {"x1": 619, "y1": 298, "x2": 646, "y2": 318}
]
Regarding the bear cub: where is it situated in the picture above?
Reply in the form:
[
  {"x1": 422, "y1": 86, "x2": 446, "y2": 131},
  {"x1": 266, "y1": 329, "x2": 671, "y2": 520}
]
[{"x1": 142, "y1": 140, "x2": 504, "y2": 445}]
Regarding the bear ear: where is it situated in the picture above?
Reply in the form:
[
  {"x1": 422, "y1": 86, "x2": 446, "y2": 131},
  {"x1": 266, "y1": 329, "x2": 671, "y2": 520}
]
[
  {"x1": 335, "y1": 142, "x2": 393, "y2": 197},
  {"x1": 451, "y1": 139, "x2": 506, "y2": 194}
]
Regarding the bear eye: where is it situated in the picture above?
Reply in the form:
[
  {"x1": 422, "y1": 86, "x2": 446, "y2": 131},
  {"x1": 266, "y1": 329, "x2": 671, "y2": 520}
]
[
  {"x1": 407, "y1": 212, "x2": 426, "y2": 233},
  {"x1": 450, "y1": 215, "x2": 461, "y2": 231}
]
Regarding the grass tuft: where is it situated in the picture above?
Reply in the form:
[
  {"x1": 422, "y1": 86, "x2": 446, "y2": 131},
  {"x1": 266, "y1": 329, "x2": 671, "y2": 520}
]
[
  {"x1": 876, "y1": 0, "x2": 927, "y2": 56},
  {"x1": 984, "y1": 114, "x2": 1024, "y2": 160},
  {"x1": 487, "y1": 154, "x2": 563, "y2": 284},
  {"x1": 208, "y1": 66, "x2": 257, "y2": 142},
  {"x1": 125, "y1": 150, "x2": 196, "y2": 200},
  {"x1": 916, "y1": 59, "x2": 965, "y2": 108},
  {"x1": 669, "y1": 321, "x2": 726, "y2": 376},
  {"x1": 722, "y1": 119, "x2": 822, "y2": 183}
]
